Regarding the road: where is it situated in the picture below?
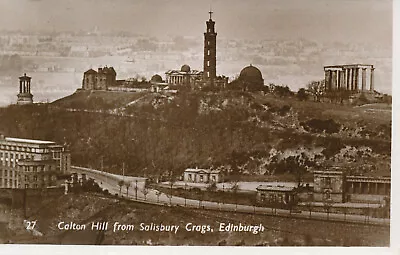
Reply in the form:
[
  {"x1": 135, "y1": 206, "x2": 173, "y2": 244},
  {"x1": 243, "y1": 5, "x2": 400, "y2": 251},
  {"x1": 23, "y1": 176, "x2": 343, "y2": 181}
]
[{"x1": 69, "y1": 167, "x2": 390, "y2": 226}]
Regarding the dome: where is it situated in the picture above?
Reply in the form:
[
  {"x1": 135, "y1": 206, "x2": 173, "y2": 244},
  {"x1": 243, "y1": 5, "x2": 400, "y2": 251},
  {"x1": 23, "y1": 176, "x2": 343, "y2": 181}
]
[
  {"x1": 235, "y1": 64, "x2": 264, "y2": 91},
  {"x1": 181, "y1": 64, "x2": 191, "y2": 72},
  {"x1": 151, "y1": 74, "x2": 163, "y2": 83},
  {"x1": 239, "y1": 65, "x2": 263, "y2": 81}
]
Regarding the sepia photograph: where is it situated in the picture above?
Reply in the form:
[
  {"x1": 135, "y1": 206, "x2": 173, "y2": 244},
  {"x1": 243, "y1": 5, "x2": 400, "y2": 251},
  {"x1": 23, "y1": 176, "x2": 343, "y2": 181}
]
[{"x1": 0, "y1": 0, "x2": 394, "y2": 250}]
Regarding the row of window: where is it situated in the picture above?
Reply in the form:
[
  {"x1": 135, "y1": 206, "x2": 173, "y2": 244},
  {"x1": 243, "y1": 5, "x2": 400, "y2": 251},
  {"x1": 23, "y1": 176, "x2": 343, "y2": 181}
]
[
  {"x1": 0, "y1": 145, "x2": 48, "y2": 153},
  {"x1": 186, "y1": 174, "x2": 217, "y2": 182}
]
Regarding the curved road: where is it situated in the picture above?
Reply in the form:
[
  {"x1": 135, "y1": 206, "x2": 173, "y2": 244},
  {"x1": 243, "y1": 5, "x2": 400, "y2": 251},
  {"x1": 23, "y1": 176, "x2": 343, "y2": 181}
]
[{"x1": 69, "y1": 167, "x2": 389, "y2": 226}]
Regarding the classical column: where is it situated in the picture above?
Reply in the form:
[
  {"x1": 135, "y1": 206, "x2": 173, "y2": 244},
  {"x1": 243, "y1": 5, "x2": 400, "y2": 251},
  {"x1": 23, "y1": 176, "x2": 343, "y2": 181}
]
[
  {"x1": 370, "y1": 67, "x2": 375, "y2": 91},
  {"x1": 351, "y1": 182, "x2": 354, "y2": 193},
  {"x1": 367, "y1": 182, "x2": 370, "y2": 194},
  {"x1": 345, "y1": 69, "x2": 350, "y2": 90},
  {"x1": 19, "y1": 80, "x2": 22, "y2": 93},
  {"x1": 354, "y1": 68, "x2": 359, "y2": 91},
  {"x1": 324, "y1": 70, "x2": 330, "y2": 90},
  {"x1": 336, "y1": 70, "x2": 340, "y2": 89},
  {"x1": 339, "y1": 70, "x2": 345, "y2": 89},
  {"x1": 359, "y1": 182, "x2": 363, "y2": 194},
  {"x1": 332, "y1": 70, "x2": 337, "y2": 90},
  {"x1": 348, "y1": 68, "x2": 352, "y2": 90},
  {"x1": 375, "y1": 183, "x2": 378, "y2": 195},
  {"x1": 362, "y1": 68, "x2": 367, "y2": 91}
]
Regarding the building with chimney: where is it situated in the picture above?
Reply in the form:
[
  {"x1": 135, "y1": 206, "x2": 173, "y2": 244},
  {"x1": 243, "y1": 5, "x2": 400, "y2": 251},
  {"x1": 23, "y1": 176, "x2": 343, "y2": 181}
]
[{"x1": 82, "y1": 66, "x2": 117, "y2": 90}]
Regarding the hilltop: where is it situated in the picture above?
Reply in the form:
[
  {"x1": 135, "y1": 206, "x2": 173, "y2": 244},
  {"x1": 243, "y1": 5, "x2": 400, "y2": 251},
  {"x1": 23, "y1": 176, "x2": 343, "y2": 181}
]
[{"x1": 0, "y1": 89, "x2": 391, "y2": 179}]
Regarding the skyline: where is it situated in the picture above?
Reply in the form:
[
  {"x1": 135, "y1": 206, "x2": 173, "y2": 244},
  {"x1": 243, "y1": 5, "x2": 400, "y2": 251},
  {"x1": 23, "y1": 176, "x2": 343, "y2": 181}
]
[{"x1": 0, "y1": 0, "x2": 392, "y2": 45}]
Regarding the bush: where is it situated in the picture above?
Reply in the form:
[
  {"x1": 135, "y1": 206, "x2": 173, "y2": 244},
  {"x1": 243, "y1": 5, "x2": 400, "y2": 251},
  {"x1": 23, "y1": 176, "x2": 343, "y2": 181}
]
[{"x1": 302, "y1": 118, "x2": 340, "y2": 134}]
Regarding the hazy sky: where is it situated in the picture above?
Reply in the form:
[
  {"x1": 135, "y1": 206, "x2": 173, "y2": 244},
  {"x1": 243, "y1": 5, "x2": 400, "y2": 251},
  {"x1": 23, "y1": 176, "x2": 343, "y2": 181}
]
[{"x1": 0, "y1": 0, "x2": 392, "y2": 45}]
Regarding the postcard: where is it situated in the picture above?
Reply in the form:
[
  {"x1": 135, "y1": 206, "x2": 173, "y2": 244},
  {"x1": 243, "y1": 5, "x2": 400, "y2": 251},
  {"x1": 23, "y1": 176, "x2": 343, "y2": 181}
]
[{"x1": 0, "y1": 0, "x2": 394, "y2": 252}]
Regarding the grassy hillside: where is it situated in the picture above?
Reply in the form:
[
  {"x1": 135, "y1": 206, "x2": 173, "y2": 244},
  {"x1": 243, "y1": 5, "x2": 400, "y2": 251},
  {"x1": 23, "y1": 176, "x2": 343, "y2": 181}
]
[{"x1": 0, "y1": 90, "x2": 391, "y2": 179}]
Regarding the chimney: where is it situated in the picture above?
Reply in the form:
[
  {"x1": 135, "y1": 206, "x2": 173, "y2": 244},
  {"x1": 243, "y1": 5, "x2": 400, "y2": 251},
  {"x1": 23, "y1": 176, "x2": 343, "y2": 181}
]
[{"x1": 98, "y1": 67, "x2": 102, "y2": 72}]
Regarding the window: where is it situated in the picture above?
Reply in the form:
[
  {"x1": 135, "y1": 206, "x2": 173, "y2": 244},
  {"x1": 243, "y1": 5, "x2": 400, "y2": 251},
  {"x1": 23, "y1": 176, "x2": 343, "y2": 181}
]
[
  {"x1": 323, "y1": 177, "x2": 332, "y2": 187},
  {"x1": 212, "y1": 176, "x2": 216, "y2": 182},
  {"x1": 207, "y1": 50, "x2": 210, "y2": 56},
  {"x1": 33, "y1": 175, "x2": 37, "y2": 182},
  {"x1": 25, "y1": 184, "x2": 29, "y2": 188},
  {"x1": 207, "y1": 72, "x2": 210, "y2": 78},
  {"x1": 200, "y1": 175, "x2": 204, "y2": 182},
  {"x1": 188, "y1": 174, "x2": 192, "y2": 181},
  {"x1": 207, "y1": 41, "x2": 210, "y2": 46},
  {"x1": 207, "y1": 60, "x2": 210, "y2": 67}
]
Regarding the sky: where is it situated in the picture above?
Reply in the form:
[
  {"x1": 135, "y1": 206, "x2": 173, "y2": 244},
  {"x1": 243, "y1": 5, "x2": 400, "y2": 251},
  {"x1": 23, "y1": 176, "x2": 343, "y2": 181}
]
[{"x1": 0, "y1": 0, "x2": 392, "y2": 45}]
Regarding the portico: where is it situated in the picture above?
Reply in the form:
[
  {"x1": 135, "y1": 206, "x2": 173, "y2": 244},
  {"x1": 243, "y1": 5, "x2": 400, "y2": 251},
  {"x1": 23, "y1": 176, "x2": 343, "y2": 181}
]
[{"x1": 324, "y1": 64, "x2": 375, "y2": 92}]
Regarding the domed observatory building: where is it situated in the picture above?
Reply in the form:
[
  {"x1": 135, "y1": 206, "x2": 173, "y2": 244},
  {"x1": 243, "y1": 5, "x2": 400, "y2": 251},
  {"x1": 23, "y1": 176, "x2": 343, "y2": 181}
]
[
  {"x1": 233, "y1": 65, "x2": 265, "y2": 91},
  {"x1": 165, "y1": 64, "x2": 203, "y2": 87}
]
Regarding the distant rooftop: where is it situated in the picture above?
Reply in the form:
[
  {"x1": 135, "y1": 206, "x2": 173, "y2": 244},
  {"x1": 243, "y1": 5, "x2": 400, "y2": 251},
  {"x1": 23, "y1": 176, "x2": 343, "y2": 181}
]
[
  {"x1": 4, "y1": 137, "x2": 56, "y2": 145},
  {"x1": 256, "y1": 184, "x2": 294, "y2": 192}
]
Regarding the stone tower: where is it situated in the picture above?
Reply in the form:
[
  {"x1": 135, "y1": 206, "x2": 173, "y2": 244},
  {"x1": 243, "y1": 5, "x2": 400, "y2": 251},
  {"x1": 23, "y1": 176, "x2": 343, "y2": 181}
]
[
  {"x1": 17, "y1": 73, "x2": 33, "y2": 105},
  {"x1": 203, "y1": 10, "x2": 217, "y2": 86}
]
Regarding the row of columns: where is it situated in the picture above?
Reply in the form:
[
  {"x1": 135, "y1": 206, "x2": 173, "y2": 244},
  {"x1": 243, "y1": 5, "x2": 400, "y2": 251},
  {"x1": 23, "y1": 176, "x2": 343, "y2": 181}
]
[
  {"x1": 167, "y1": 75, "x2": 193, "y2": 85},
  {"x1": 167, "y1": 75, "x2": 185, "y2": 85},
  {"x1": 19, "y1": 78, "x2": 31, "y2": 94},
  {"x1": 324, "y1": 66, "x2": 375, "y2": 92},
  {"x1": 348, "y1": 181, "x2": 390, "y2": 195}
]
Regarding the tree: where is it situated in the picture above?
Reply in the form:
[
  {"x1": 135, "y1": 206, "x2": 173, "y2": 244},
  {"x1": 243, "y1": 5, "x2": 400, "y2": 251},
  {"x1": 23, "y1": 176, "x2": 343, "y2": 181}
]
[
  {"x1": 125, "y1": 182, "x2": 131, "y2": 197},
  {"x1": 230, "y1": 180, "x2": 240, "y2": 210},
  {"x1": 305, "y1": 198, "x2": 314, "y2": 218},
  {"x1": 297, "y1": 88, "x2": 308, "y2": 101},
  {"x1": 134, "y1": 179, "x2": 138, "y2": 200},
  {"x1": 323, "y1": 198, "x2": 334, "y2": 220},
  {"x1": 141, "y1": 186, "x2": 149, "y2": 201},
  {"x1": 117, "y1": 180, "x2": 124, "y2": 196},
  {"x1": 206, "y1": 182, "x2": 217, "y2": 192},
  {"x1": 155, "y1": 190, "x2": 162, "y2": 203},
  {"x1": 307, "y1": 80, "x2": 325, "y2": 102}
]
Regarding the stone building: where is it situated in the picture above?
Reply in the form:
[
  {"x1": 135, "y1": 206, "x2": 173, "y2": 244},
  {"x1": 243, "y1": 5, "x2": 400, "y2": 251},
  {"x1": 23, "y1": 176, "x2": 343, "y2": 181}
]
[
  {"x1": 0, "y1": 135, "x2": 71, "y2": 189},
  {"x1": 183, "y1": 168, "x2": 221, "y2": 183},
  {"x1": 256, "y1": 184, "x2": 296, "y2": 206},
  {"x1": 82, "y1": 66, "x2": 117, "y2": 90},
  {"x1": 313, "y1": 170, "x2": 390, "y2": 203},
  {"x1": 17, "y1": 73, "x2": 33, "y2": 105},
  {"x1": 236, "y1": 64, "x2": 265, "y2": 91},
  {"x1": 165, "y1": 65, "x2": 203, "y2": 86},
  {"x1": 324, "y1": 64, "x2": 375, "y2": 92},
  {"x1": 313, "y1": 170, "x2": 345, "y2": 202}
]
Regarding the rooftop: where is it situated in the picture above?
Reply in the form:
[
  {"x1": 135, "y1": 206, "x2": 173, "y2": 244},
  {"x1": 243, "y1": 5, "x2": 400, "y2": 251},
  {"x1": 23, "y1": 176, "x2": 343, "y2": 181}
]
[
  {"x1": 3, "y1": 137, "x2": 56, "y2": 145},
  {"x1": 184, "y1": 168, "x2": 220, "y2": 174},
  {"x1": 256, "y1": 184, "x2": 294, "y2": 192}
]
